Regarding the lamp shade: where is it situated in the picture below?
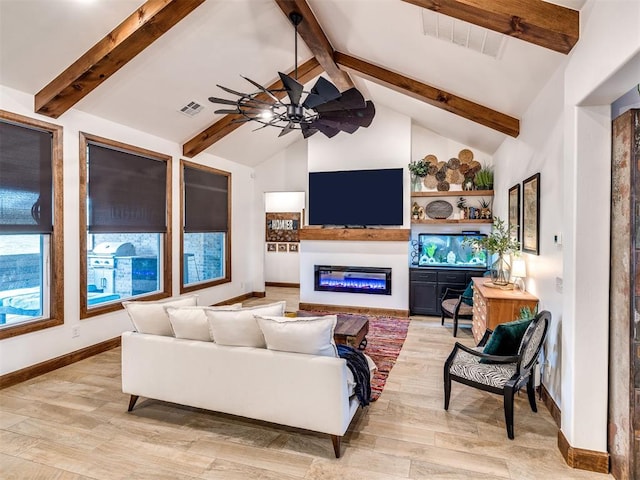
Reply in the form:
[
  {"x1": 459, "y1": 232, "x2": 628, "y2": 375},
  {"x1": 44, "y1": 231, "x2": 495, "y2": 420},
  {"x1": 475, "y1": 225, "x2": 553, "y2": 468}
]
[{"x1": 511, "y1": 258, "x2": 527, "y2": 278}]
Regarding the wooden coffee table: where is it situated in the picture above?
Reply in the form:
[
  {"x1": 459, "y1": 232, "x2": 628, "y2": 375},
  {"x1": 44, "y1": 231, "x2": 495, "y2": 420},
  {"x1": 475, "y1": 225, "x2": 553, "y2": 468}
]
[{"x1": 334, "y1": 315, "x2": 369, "y2": 350}]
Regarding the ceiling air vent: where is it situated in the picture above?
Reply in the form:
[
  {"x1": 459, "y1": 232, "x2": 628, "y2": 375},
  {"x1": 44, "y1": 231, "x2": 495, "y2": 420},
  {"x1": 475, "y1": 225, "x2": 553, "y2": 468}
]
[
  {"x1": 178, "y1": 101, "x2": 204, "y2": 117},
  {"x1": 421, "y1": 9, "x2": 506, "y2": 59}
]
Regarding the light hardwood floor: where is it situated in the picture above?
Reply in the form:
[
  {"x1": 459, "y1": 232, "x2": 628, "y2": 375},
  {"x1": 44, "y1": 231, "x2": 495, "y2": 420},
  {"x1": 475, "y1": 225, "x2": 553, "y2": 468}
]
[{"x1": 0, "y1": 288, "x2": 611, "y2": 479}]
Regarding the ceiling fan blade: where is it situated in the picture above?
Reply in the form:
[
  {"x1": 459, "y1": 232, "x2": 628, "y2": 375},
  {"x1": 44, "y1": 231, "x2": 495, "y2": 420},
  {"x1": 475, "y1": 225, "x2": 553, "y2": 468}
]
[
  {"x1": 278, "y1": 121, "x2": 296, "y2": 137},
  {"x1": 214, "y1": 108, "x2": 241, "y2": 114},
  {"x1": 314, "y1": 87, "x2": 366, "y2": 113},
  {"x1": 278, "y1": 72, "x2": 303, "y2": 106},
  {"x1": 208, "y1": 97, "x2": 241, "y2": 106},
  {"x1": 301, "y1": 124, "x2": 318, "y2": 138},
  {"x1": 242, "y1": 76, "x2": 281, "y2": 103},
  {"x1": 216, "y1": 84, "x2": 249, "y2": 97},
  {"x1": 303, "y1": 77, "x2": 341, "y2": 109},
  {"x1": 318, "y1": 101, "x2": 376, "y2": 128},
  {"x1": 311, "y1": 120, "x2": 340, "y2": 138},
  {"x1": 230, "y1": 118, "x2": 253, "y2": 124}
]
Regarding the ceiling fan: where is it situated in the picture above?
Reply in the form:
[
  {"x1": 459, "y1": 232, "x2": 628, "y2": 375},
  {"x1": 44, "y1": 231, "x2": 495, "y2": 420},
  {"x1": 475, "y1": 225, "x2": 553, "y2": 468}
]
[{"x1": 208, "y1": 12, "x2": 375, "y2": 139}]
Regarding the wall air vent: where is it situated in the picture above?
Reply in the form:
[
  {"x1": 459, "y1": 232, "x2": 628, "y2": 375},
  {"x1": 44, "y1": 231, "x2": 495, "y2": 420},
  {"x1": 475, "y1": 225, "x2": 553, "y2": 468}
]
[
  {"x1": 178, "y1": 101, "x2": 204, "y2": 117},
  {"x1": 421, "y1": 9, "x2": 506, "y2": 59}
]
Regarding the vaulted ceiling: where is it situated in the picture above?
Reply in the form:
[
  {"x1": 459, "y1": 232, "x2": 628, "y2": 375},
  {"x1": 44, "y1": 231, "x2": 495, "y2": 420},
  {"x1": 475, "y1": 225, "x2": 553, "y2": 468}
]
[{"x1": 0, "y1": 0, "x2": 584, "y2": 167}]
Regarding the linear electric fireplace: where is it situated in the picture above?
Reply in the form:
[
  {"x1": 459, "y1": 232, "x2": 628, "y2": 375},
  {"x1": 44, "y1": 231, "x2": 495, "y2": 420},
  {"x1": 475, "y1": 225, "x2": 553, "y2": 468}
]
[{"x1": 314, "y1": 265, "x2": 392, "y2": 295}]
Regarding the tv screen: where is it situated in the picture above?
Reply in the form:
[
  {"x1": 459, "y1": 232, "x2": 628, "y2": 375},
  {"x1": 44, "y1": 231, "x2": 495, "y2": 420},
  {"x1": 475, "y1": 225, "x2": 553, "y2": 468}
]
[{"x1": 308, "y1": 168, "x2": 404, "y2": 226}]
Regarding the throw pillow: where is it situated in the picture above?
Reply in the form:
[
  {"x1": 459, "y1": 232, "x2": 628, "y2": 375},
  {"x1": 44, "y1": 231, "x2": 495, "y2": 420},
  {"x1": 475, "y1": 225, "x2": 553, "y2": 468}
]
[
  {"x1": 256, "y1": 315, "x2": 338, "y2": 357},
  {"x1": 206, "y1": 301, "x2": 286, "y2": 347},
  {"x1": 123, "y1": 294, "x2": 199, "y2": 336},
  {"x1": 481, "y1": 318, "x2": 533, "y2": 362},
  {"x1": 461, "y1": 281, "x2": 474, "y2": 305},
  {"x1": 165, "y1": 303, "x2": 242, "y2": 341}
]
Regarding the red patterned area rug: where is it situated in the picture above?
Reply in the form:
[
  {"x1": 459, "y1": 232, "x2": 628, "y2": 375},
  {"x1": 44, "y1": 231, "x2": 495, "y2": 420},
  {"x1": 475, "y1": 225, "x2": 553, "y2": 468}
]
[{"x1": 297, "y1": 311, "x2": 410, "y2": 401}]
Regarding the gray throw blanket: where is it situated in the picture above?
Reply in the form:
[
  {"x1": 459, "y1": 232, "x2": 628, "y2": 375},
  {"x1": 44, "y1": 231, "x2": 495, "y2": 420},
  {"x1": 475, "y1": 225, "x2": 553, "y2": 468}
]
[{"x1": 337, "y1": 344, "x2": 371, "y2": 406}]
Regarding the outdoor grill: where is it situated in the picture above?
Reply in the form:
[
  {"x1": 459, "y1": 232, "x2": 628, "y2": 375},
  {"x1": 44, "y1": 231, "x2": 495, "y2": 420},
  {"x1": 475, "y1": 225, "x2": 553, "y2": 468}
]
[{"x1": 88, "y1": 242, "x2": 136, "y2": 268}]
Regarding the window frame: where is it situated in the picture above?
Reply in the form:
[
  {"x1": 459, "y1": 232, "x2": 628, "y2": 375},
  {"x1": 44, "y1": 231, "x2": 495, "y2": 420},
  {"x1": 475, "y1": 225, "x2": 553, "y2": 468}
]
[
  {"x1": 180, "y1": 160, "x2": 231, "y2": 294},
  {"x1": 0, "y1": 110, "x2": 64, "y2": 340},
  {"x1": 79, "y1": 132, "x2": 172, "y2": 319}
]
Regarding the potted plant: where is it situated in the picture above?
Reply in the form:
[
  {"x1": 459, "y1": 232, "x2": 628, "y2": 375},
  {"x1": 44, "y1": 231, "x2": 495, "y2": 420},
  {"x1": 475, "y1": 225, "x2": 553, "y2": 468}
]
[
  {"x1": 477, "y1": 198, "x2": 491, "y2": 219},
  {"x1": 408, "y1": 159, "x2": 429, "y2": 191},
  {"x1": 474, "y1": 166, "x2": 494, "y2": 190},
  {"x1": 465, "y1": 217, "x2": 520, "y2": 285}
]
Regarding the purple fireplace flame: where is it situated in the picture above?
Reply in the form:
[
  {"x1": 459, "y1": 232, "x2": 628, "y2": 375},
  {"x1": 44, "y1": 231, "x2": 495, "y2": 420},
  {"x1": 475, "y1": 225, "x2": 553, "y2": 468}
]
[{"x1": 314, "y1": 265, "x2": 392, "y2": 295}]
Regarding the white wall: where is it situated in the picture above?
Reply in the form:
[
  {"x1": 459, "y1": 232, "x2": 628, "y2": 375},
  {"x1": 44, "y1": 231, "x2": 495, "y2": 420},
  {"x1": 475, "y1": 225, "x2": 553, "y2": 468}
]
[
  {"x1": 264, "y1": 192, "x2": 305, "y2": 284},
  {"x1": 0, "y1": 85, "x2": 256, "y2": 375},
  {"x1": 492, "y1": 0, "x2": 640, "y2": 454},
  {"x1": 253, "y1": 139, "x2": 309, "y2": 291},
  {"x1": 300, "y1": 105, "x2": 411, "y2": 310},
  {"x1": 492, "y1": 64, "x2": 566, "y2": 400}
]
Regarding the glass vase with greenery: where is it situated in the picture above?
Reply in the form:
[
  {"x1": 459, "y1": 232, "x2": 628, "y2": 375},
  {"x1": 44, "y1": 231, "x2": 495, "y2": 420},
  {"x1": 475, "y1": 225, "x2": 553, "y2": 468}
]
[
  {"x1": 408, "y1": 159, "x2": 429, "y2": 191},
  {"x1": 465, "y1": 217, "x2": 520, "y2": 285}
]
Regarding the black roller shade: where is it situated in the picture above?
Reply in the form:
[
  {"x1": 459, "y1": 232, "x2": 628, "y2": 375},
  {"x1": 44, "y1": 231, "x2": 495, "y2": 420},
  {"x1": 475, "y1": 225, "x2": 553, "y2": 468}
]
[
  {"x1": 0, "y1": 121, "x2": 53, "y2": 234},
  {"x1": 184, "y1": 166, "x2": 228, "y2": 233},
  {"x1": 88, "y1": 143, "x2": 167, "y2": 233}
]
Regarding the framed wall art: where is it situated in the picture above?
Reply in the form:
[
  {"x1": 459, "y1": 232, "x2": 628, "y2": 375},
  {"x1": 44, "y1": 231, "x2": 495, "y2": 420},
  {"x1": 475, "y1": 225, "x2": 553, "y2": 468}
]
[
  {"x1": 277, "y1": 243, "x2": 288, "y2": 252},
  {"x1": 288, "y1": 243, "x2": 298, "y2": 252},
  {"x1": 508, "y1": 183, "x2": 521, "y2": 244},
  {"x1": 522, "y1": 173, "x2": 540, "y2": 255},
  {"x1": 265, "y1": 212, "x2": 300, "y2": 242},
  {"x1": 266, "y1": 243, "x2": 276, "y2": 252}
]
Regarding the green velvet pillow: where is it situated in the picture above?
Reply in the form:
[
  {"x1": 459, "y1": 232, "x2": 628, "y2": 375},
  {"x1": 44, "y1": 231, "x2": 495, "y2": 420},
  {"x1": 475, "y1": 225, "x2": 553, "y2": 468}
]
[
  {"x1": 461, "y1": 282, "x2": 474, "y2": 306},
  {"x1": 481, "y1": 318, "x2": 533, "y2": 362}
]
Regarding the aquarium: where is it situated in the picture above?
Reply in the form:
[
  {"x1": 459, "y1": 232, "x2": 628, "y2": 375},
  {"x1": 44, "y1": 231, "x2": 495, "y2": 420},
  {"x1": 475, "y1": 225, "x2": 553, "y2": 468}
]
[{"x1": 417, "y1": 233, "x2": 487, "y2": 268}]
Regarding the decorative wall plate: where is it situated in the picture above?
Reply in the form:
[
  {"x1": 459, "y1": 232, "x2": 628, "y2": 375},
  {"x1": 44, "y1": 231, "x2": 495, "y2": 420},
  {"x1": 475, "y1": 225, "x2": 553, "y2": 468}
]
[{"x1": 425, "y1": 200, "x2": 453, "y2": 219}]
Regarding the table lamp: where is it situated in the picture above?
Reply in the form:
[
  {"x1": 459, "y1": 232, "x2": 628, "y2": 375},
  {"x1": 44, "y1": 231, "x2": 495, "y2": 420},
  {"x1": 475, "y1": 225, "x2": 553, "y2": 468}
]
[{"x1": 511, "y1": 258, "x2": 527, "y2": 293}]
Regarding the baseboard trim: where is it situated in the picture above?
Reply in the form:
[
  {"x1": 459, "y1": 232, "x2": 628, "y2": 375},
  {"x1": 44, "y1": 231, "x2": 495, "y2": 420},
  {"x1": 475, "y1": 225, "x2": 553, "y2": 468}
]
[
  {"x1": 558, "y1": 430, "x2": 610, "y2": 474},
  {"x1": 213, "y1": 291, "x2": 266, "y2": 306},
  {"x1": 298, "y1": 302, "x2": 409, "y2": 318},
  {"x1": 0, "y1": 336, "x2": 121, "y2": 390},
  {"x1": 265, "y1": 282, "x2": 300, "y2": 288},
  {"x1": 539, "y1": 383, "x2": 561, "y2": 428}
]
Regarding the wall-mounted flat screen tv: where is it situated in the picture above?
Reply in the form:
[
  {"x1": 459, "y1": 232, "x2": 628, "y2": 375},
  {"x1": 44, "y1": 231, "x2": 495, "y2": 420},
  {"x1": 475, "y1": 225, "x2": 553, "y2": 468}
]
[{"x1": 308, "y1": 168, "x2": 404, "y2": 226}]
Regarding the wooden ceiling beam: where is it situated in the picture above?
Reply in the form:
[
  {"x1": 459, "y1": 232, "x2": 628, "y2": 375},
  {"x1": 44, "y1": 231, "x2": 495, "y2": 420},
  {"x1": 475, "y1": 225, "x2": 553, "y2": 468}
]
[
  {"x1": 35, "y1": 0, "x2": 205, "y2": 118},
  {"x1": 335, "y1": 52, "x2": 519, "y2": 137},
  {"x1": 182, "y1": 57, "x2": 323, "y2": 158},
  {"x1": 401, "y1": 0, "x2": 579, "y2": 54},
  {"x1": 274, "y1": 0, "x2": 353, "y2": 91}
]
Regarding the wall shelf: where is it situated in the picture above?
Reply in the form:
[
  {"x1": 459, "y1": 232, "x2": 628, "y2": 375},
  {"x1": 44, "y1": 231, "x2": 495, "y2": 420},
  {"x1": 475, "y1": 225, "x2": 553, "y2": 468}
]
[
  {"x1": 411, "y1": 219, "x2": 492, "y2": 225},
  {"x1": 411, "y1": 190, "x2": 494, "y2": 197},
  {"x1": 299, "y1": 228, "x2": 410, "y2": 241}
]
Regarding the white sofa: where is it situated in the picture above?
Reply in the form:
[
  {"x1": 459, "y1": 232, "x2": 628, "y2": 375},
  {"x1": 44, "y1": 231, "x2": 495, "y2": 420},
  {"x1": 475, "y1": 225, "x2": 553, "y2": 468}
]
[{"x1": 121, "y1": 330, "x2": 361, "y2": 457}]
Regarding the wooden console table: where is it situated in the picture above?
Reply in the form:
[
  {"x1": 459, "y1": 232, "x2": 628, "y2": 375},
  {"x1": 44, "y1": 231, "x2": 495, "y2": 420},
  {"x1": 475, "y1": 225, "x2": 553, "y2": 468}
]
[{"x1": 471, "y1": 276, "x2": 539, "y2": 343}]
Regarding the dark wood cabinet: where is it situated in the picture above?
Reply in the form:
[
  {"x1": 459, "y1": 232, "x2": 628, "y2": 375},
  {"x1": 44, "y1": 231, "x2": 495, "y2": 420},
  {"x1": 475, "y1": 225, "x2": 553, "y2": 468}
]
[{"x1": 409, "y1": 267, "x2": 485, "y2": 315}]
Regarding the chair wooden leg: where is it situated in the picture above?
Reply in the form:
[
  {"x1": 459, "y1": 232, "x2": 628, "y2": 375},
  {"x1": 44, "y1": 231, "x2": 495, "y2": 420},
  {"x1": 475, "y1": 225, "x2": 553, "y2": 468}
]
[
  {"x1": 128, "y1": 395, "x2": 139, "y2": 412},
  {"x1": 452, "y1": 315, "x2": 458, "y2": 337},
  {"x1": 331, "y1": 435, "x2": 341, "y2": 458},
  {"x1": 441, "y1": 311, "x2": 445, "y2": 325},
  {"x1": 444, "y1": 367, "x2": 451, "y2": 410},
  {"x1": 526, "y1": 374, "x2": 538, "y2": 412},
  {"x1": 504, "y1": 387, "x2": 515, "y2": 439}
]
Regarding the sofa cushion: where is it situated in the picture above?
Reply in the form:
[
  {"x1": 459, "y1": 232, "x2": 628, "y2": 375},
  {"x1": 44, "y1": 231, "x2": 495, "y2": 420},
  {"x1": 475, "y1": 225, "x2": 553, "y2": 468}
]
[
  {"x1": 123, "y1": 295, "x2": 199, "y2": 336},
  {"x1": 166, "y1": 304, "x2": 242, "y2": 341},
  {"x1": 207, "y1": 301, "x2": 286, "y2": 347},
  {"x1": 256, "y1": 315, "x2": 338, "y2": 357}
]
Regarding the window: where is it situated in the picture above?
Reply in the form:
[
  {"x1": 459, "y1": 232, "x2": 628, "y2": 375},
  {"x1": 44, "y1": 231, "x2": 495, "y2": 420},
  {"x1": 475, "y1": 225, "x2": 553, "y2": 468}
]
[
  {"x1": 80, "y1": 133, "x2": 171, "y2": 318},
  {"x1": 0, "y1": 110, "x2": 63, "y2": 339},
  {"x1": 181, "y1": 160, "x2": 230, "y2": 292}
]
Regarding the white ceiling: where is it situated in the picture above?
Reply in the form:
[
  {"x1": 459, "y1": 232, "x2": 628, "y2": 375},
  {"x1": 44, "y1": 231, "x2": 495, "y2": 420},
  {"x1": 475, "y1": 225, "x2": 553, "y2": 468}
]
[{"x1": 0, "y1": 0, "x2": 585, "y2": 166}]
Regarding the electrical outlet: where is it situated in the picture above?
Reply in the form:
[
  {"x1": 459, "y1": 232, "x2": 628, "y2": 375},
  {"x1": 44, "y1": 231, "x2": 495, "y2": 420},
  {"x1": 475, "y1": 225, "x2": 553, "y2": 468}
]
[
  {"x1": 555, "y1": 277, "x2": 563, "y2": 293},
  {"x1": 72, "y1": 327, "x2": 79, "y2": 338}
]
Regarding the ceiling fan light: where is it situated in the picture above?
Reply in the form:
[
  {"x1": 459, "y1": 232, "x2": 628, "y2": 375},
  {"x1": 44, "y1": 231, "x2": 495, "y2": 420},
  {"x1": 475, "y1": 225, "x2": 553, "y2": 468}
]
[{"x1": 259, "y1": 109, "x2": 274, "y2": 120}]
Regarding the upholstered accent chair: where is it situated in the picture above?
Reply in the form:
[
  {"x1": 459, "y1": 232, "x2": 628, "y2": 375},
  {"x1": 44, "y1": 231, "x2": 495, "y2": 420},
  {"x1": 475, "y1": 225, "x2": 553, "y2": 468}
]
[
  {"x1": 440, "y1": 282, "x2": 474, "y2": 337},
  {"x1": 443, "y1": 310, "x2": 551, "y2": 439}
]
